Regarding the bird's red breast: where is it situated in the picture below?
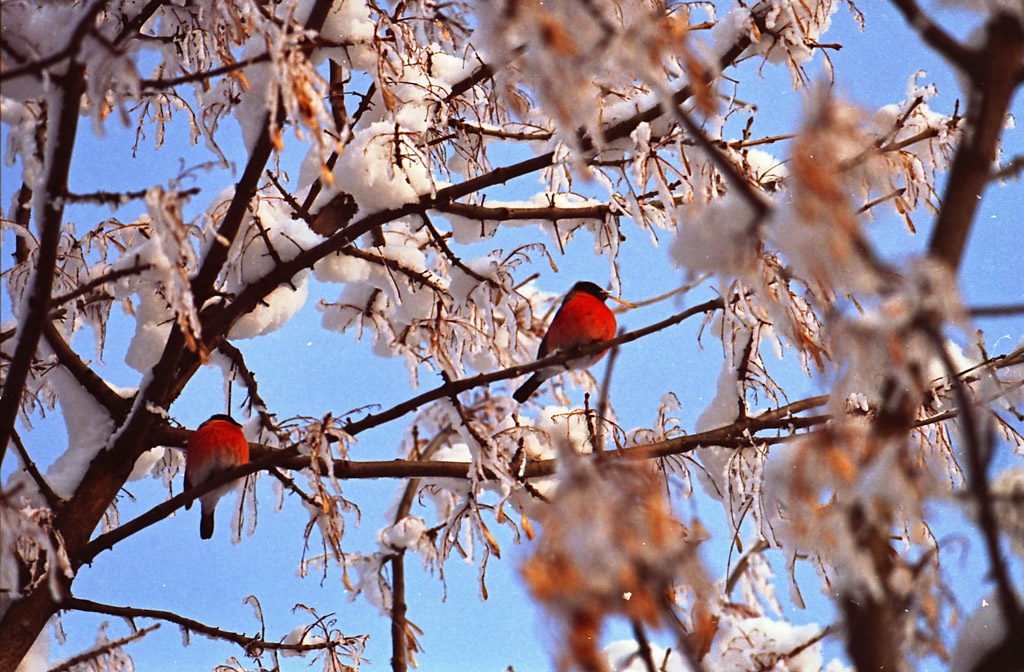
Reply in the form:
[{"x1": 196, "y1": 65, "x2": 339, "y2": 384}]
[
  {"x1": 537, "y1": 287, "x2": 617, "y2": 360},
  {"x1": 184, "y1": 416, "x2": 249, "y2": 489}
]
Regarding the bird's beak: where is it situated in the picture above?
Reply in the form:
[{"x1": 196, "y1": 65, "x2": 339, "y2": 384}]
[{"x1": 607, "y1": 295, "x2": 636, "y2": 308}]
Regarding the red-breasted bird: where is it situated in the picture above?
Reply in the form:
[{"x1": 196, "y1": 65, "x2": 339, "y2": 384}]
[
  {"x1": 513, "y1": 281, "x2": 632, "y2": 403},
  {"x1": 184, "y1": 414, "x2": 250, "y2": 539}
]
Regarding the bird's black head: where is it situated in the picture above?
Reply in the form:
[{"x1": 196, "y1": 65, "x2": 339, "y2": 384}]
[
  {"x1": 203, "y1": 414, "x2": 241, "y2": 427},
  {"x1": 569, "y1": 281, "x2": 610, "y2": 302}
]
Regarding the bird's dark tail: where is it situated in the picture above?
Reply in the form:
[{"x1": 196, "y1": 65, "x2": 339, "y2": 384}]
[
  {"x1": 200, "y1": 511, "x2": 215, "y2": 540},
  {"x1": 513, "y1": 374, "x2": 544, "y2": 403}
]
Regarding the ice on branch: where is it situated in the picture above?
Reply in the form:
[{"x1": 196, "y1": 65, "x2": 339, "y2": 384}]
[
  {"x1": 0, "y1": 497, "x2": 73, "y2": 603},
  {"x1": 869, "y1": 72, "x2": 963, "y2": 219},
  {"x1": 473, "y1": 0, "x2": 719, "y2": 150},
  {"x1": 230, "y1": 278, "x2": 310, "y2": 340},
  {"x1": 702, "y1": 615, "x2": 847, "y2": 672},
  {"x1": 379, "y1": 516, "x2": 439, "y2": 568},
  {"x1": 113, "y1": 188, "x2": 205, "y2": 368},
  {"x1": 1, "y1": 99, "x2": 44, "y2": 187},
  {"x1": 280, "y1": 625, "x2": 327, "y2": 657},
  {"x1": 213, "y1": 192, "x2": 322, "y2": 339},
  {"x1": 771, "y1": 91, "x2": 891, "y2": 298},
  {"x1": 715, "y1": 0, "x2": 841, "y2": 88},
  {"x1": 694, "y1": 317, "x2": 754, "y2": 500},
  {"x1": 828, "y1": 259, "x2": 969, "y2": 417},
  {"x1": 0, "y1": 2, "x2": 92, "y2": 102},
  {"x1": 313, "y1": 122, "x2": 433, "y2": 216},
  {"x1": 122, "y1": 284, "x2": 174, "y2": 372},
  {"x1": 40, "y1": 367, "x2": 116, "y2": 499}
]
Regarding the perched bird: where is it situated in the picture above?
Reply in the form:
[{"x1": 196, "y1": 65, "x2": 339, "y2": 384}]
[
  {"x1": 513, "y1": 281, "x2": 631, "y2": 403},
  {"x1": 184, "y1": 414, "x2": 249, "y2": 539}
]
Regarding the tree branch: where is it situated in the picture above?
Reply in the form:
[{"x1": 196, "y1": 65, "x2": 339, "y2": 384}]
[
  {"x1": 48, "y1": 262, "x2": 152, "y2": 311},
  {"x1": 84, "y1": 358, "x2": 1013, "y2": 570},
  {"x1": 0, "y1": 56, "x2": 87, "y2": 463},
  {"x1": 187, "y1": 0, "x2": 336, "y2": 307},
  {"x1": 926, "y1": 14, "x2": 1024, "y2": 270},
  {"x1": 75, "y1": 447, "x2": 287, "y2": 566},
  {"x1": 201, "y1": 16, "x2": 765, "y2": 348},
  {"x1": 62, "y1": 597, "x2": 344, "y2": 655},
  {"x1": 434, "y1": 200, "x2": 612, "y2": 223},
  {"x1": 43, "y1": 322, "x2": 132, "y2": 420},
  {"x1": 924, "y1": 325, "x2": 1021, "y2": 628},
  {"x1": 48, "y1": 624, "x2": 160, "y2": 672},
  {"x1": 0, "y1": 1, "x2": 104, "y2": 82},
  {"x1": 341, "y1": 298, "x2": 725, "y2": 436},
  {"x1": 8, "y1": 430, "x2": 61, "y2": 512}
]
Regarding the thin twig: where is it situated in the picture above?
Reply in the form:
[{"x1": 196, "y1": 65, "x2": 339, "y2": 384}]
[
  {"x1": 434, "y1": 200, "x2": 611, "y2": 222},
  {"x1": 62, "y1": 186, "x2": 199, "y2": 205},
  {"x1": 9, "y1": 430, "x2": 62, "y2": 511},
  {"x1": 62, "y1": 597, "x2": 342, "y2": 654},
  {"x1": 969, "y1": 303, "x2": 1024, "y2": 318},
  {"x1": 925, "y1": 324, "x2": 1021, "y2": 627},
  {"x1": 989, "y1": 154, "x2": 1024, "y2": 182},
  {"x1": 725, "y1": 538, "x2": 770, "y2": 595},
  {"x1": 340, "y1": 298, "x2": 725, "y2": 437},
  {"x1": 594, "y1": 339, "x2": 621, "y2": 454},
  {"x1": 630, "y1": 618, "x2": 658, "y2": 672},
  {"x1": 49, "y1": 262, "x2": 153, "y2": 309},
  {"x1": 926, "y1": 14, "x2": 1024, "y2": 269},
  {"x1": 47, "y1": 624, "x2": 160, "y2": 672}
]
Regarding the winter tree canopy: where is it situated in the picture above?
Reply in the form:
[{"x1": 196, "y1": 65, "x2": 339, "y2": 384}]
[{"x1": 1, "y1": 0, "x2": 1023, "y2": 671}]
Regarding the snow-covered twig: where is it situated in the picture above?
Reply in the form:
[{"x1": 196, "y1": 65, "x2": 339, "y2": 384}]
[
  {"x1": 0, "y1": 57, "x2": 88, "y2": 459},
  {"x1": 43, "y1": 323, "x2": 130, "y2": 419},
  {"x1": 48, "y1": 623, "x2": 159, "y2": 672}
]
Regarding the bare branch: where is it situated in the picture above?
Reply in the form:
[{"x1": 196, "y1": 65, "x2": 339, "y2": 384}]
[
  {"x1": 630, "y1": 618, "x2": 658, "y2": 672},
  {"x1": 62, "y1": 597, "x2": 343, "y2": 655},
  {"x1": 434, "y1": 200, "x2": 612, "y2": 222},
  {"x1": 420, "y1": 213, "x2": 497, "y2": 287},
  {"x1": 8, "y1": 430, "x2": 61, "y2": 512},
  {"x1": 969, "y1": 303, "x2": 1024, "y2": 318},
  {"x1": 75, "y1": 447, "x2": 287, "y2": 566},
  {"x1": 662, "y1": 101, "x2": 771, "y2": 222},
  {"x1": 187, "y1": 0, "x2": 336, "y2": 307},
  {"x1": 990, "y1": 154, "x2": 1024, "y2": 182},
  {"x1": 926, "y1": 14, "x2": 1024, "y2": 270},
  {"x1": 62, "y1": 186, "x2": 199, "y2": 205}
]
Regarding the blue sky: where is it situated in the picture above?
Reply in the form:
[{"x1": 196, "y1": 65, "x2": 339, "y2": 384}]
[{"x1": 2, "y1": 1, "x2": 1022, "y2": 670}]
